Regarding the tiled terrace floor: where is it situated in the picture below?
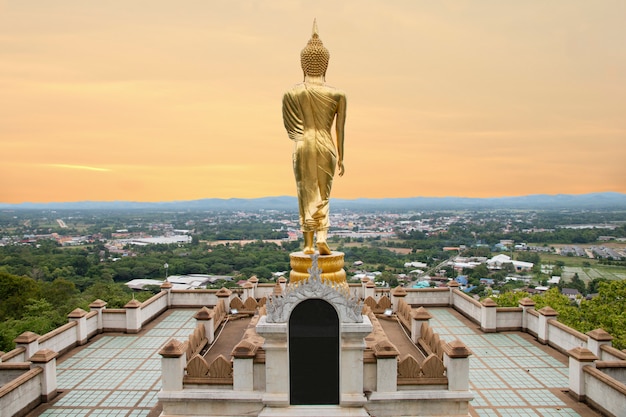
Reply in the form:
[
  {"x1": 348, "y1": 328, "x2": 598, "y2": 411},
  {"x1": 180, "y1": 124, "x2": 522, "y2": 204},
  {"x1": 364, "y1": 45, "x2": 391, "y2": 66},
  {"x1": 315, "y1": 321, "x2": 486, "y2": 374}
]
[
  {"x1": 28, "y1": 309, "x2": 198, "y2": 417},
  {"x1": 430, "y1": 308, "x2": 600, "y2": 417},
  {"x1": 27, "y1": 308, "x2": 601, "y2": 417}
]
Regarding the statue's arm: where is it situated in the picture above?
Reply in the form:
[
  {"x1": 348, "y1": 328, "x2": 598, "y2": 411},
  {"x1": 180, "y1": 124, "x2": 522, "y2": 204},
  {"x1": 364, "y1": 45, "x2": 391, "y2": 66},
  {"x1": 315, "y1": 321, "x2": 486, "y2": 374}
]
[
  {"x1": 282, "y1": 92, "x2": 303, "y2": 140},
  {"x1": 335, "y1": 93, "x2": 347, "y2": 176}
]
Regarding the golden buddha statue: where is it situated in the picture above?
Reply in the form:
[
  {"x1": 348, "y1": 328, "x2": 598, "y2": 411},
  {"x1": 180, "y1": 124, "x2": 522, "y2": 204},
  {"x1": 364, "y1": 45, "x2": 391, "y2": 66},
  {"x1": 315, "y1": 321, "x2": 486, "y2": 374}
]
[{"x1": 282, "y1": 20, "x2": 347, "y2": 256}]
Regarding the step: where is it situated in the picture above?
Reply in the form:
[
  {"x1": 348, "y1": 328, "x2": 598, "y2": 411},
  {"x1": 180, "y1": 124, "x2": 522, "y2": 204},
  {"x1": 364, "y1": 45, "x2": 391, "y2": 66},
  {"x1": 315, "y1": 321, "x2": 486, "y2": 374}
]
[{"x1": 259, "y1": 405, "x2": 370, "y2": 417}]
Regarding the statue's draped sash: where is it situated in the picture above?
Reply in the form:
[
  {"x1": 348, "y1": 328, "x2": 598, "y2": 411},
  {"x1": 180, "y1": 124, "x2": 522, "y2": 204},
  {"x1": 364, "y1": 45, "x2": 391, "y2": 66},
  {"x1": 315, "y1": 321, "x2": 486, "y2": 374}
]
[{"x1": 283, "y1": 85, "x2": 339, "y2": 232}]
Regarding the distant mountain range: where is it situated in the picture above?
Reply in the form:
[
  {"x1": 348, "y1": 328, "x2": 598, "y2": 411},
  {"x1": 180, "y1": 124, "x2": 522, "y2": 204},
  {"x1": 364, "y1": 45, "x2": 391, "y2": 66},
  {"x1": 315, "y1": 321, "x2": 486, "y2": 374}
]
[{"x1": 1, "y1": 193, "x2": 625, "y2": 211}]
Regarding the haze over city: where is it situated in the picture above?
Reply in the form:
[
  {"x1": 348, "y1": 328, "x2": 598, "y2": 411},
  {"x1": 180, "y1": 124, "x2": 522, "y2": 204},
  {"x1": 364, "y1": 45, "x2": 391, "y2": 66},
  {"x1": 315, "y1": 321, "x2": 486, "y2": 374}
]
[{"x1": 1, "y1": 1, "x2": 625, "y2": 204}]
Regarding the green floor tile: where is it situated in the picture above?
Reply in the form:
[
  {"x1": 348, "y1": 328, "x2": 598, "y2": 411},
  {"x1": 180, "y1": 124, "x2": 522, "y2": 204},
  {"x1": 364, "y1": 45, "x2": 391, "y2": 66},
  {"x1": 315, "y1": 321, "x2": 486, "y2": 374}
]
[
  {"x1": 56, "y1": 369, "x2": 93, "y2": 389},
  {"x1": 100, "y1": 390, "x2": 145, "y2": 407},
  {"x1": 481, "y1": 389, "x2": 526, "y2": 407},
  {"x1": 525, "y1": 368, "x2": 568, "y2": 388},
  {"x1": 469, "y1": 391, "x2": 489, "y2": 406},
  {"x1": 129, "y1": 335, "x2": 171, "y2": 348},
  {"x1": 470, "y1": 369, "x2": 506, "y2": 389},
  {"x1": 117, "y1": 370, "x2": 161, "y2": 390},
  {"x1": 494, "y1": 369, "x2": 545, "y2": 388},
  {"x1": 127, "y1": 410, "x2": 152, "y2": 417},
  {"x1": 517, "y1": 389, "x2": 566, "y2": 407},
  {"x1": 504, "y1": 346, "x2": 536, "y2": 357},
  {"x1": 511, "y1": 356, "x2": 551, "y2": 369},
  {"x1": 80, "y1": 369, "x2": 132, "y2": 389},
  {"x1": 137, "y1": 390, "x2": 159, "y2": 407},
  {"x1": 481, "y1": 356, "x2": 516, "y2": 368},
  {"x1": 39, "y1": 410, "x2": 91, "y2": 417},
  {"x1": 53, "y1": 389, "x2": 109, "y2": 407},
  {"x1": 475, "y1": 409, "x2": 500, "y2": 417},
  {"x1": 536, "y1": 408, "x2": 582, "y2": 417},
  {"x1": 485, "y1": 334, "x2": 525, "y2": 347},
  {"x1": 89, "y1": 409, "x2": 132, "y2": 416},
  {"x1": 499, "y1": 409, "x2": 540, "y2": 417}
]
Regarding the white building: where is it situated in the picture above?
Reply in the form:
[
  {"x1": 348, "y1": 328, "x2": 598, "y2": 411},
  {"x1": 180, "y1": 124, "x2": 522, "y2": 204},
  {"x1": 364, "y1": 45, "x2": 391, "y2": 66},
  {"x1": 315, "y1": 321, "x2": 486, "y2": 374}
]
[
  {"x1": 487, "y1": 254, "x2": 533, "y2": 272},
  {"x1": 125, "y1": 279, "x2": 164, "y2": 290}
]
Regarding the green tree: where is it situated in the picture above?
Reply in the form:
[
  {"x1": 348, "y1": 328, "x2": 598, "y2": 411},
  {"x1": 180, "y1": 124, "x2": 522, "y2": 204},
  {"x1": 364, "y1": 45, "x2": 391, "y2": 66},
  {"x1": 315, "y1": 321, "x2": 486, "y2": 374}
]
[
  {"x1": 0, "y1": 298, "x2": 65, "y2": 351},
  {"x1": 532, "y1": 287, "x2": 574, "y2": 311},
  {"x1": 532, "y1": 288, "x2": 582, "y2": 327},
  {"x1": 488, "y1": 290, "x2": 530, "y2": 307},
  {"x1": 0, "y1": 271, "x2": 41, "y2": 321},
  {"x1": 587, "y1": 277, "x2": 609, "y2": 295},
  {"x1": 579, "y1": 281, "x2": 626, "y2": 349},
  {"x1": 378, "y1": 271, "x2": 399, "y2": 288},
  {"x1": 470, "y1": 264, "x2": 489, "y2": 280},
  {"x1": 516, "y1": 252, "x2": 540, "y2": 265},
  {"x1": 81, "y1": 282, "x2": 138, "y2": 308},
  {"x1": 43, "y1": 278, "x2": 81, "y2": 312},
  {"x1": 565, "y1": 273, "x2": 586, "y2": 295}
]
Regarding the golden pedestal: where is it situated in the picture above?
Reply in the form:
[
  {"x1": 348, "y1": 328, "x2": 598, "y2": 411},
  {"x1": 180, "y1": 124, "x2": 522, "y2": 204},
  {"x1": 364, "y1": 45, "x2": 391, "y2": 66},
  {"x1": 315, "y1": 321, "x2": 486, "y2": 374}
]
[{"x1": 289, "y1": 251, "x2": 347, "y2": 291}]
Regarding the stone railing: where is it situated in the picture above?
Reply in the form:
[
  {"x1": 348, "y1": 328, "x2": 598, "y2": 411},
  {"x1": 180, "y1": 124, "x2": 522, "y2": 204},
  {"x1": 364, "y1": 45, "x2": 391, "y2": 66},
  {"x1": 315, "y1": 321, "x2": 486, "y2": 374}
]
[
  {"x1": 450, "y1": 287, "x2": 482, "y2": 324},
  {"x1": 182, "y1": 319, "x2": 234, "y2": 387},
  {"x1": 231, "y1": 315, "x2": 265, "y2": 391},
  {"x1": 402, "y1": 287, "x2": 450, "y2": 306},
  {"x1": 363, "y1": 295, "x2": 392, "y2": 314},
  {"x1": 363, "y1": 307, "x2": 450, "y2": 390},
  {"x1": 169, "y1": 289, "x2": 220, "y2": 308},
  {"x1": 600, "y1": 344, "x2": 626, "y2": 362},
  {"x1": 185, "y1": 324, "x2": 209, "y2": 362},
  {"x1": 182, "y1": 301, "x2": 256, "y2": 386},
  {"x1": 0, "y1": 349, "x2": 57, "y2": 417},
  {"x1": 495, "y1": 307, "x2": 523, "y2": 331},
  {"x1": 140, "y1": 291, "x2": 168, "y2": 324},
  {"x1": 1, "y1": 346, "x2": 27, "y2": 364},
  {"x1": 185, "y1": 354, "x2": 233, "y2": 385},
  {"x1": 3, "y1": 280, "x2": 625, "y2": 417},
  {"x1": 568, "y1": 346, "x2": 626, "y2": 417},
  {"x1": 545, "y1": 317, "x2": 588, "y2": 354},
  {"x1": 229, "y1": 296, "x2": 264, "y2": 315}
]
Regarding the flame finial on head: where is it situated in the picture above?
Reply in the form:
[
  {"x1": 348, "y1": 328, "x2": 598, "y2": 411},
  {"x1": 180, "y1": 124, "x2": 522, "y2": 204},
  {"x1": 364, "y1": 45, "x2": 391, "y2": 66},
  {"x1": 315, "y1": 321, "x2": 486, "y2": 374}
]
[{"x1": 301, "y1": 18, "x2": 329, "y2": 78}]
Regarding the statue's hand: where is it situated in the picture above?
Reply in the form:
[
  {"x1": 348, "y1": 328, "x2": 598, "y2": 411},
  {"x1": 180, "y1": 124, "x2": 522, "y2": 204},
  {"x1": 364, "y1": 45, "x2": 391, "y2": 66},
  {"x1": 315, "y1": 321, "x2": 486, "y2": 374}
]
[{"x1": 337, "y1": 160, "x2": 345, "y2": 177}]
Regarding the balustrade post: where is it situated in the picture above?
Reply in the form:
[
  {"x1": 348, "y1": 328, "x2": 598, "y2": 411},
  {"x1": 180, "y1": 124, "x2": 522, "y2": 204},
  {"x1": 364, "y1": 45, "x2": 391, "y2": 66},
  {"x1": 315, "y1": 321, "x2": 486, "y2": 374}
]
[
  {"x1": 159, "y1": 339, "x2": 186, "y2": 391},
  {"x1": 390, "y1": 286, "x2": 407, "y2": 313},
  {"x1": 124, "y1": 299, "x2": 142, "y2": 334},
  {"x1": 443, "y1": 340, "x2": 472, "y2": 391},
  {"x1": 411, "y1": 307, "x2": 432, "y2": 343},
  {"x1": 30, "y1": 349, "x2": 58, "y2": 402},
  {"x1": 537, "y1": 306, "x2": 558, "y2": 344},
  {"x1": 89, "y1": 299, "x2": 107, "y2": 333},
  {"x1": 14, "y1": 332, "x2": 39, "y2": 360},
  {"x1": 586, "y1": 328, "x2": 613, "y2": 358},
  {"x1": 518, "y1": 297, "x2": 535, "y2": 331},
  {"x1": 68, "y1": 308, "x2": 88, "y2": 345},
  {"x1": 480, "y1": 298, "x2": 497, "y2": 333},
  {"x1": 567, "y1": 347, "x2": 597, "y2": 401}
]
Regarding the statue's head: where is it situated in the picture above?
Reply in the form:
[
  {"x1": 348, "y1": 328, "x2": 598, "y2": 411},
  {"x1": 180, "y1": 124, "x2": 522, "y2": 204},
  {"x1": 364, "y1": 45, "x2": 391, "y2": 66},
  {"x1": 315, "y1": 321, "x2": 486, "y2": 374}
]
[{"x1": 300, "y1": 19, "x2": 329, "y2": 78}]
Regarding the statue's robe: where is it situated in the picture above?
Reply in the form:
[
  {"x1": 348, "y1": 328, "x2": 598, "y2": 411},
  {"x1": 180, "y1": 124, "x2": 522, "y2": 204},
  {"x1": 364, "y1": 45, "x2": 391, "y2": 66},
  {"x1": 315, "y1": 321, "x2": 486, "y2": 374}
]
[{"x1": 282, "y1": 84, "x2": 344, "y2": 232}]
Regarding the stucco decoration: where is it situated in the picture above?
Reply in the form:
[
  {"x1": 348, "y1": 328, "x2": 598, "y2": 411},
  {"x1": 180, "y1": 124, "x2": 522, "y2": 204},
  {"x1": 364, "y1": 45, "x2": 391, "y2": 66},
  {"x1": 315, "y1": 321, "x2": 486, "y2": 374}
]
[{"x1": 265, "y1": 254, "x2": 363, "y2": 323}]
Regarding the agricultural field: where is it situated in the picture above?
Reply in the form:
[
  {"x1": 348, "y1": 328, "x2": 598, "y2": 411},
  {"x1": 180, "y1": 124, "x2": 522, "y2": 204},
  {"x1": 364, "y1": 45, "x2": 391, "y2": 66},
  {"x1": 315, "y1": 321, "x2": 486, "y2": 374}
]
[
  {"x1": 562, "y1": 266, "x2": 626, "y2": 283},
  {"x1": 535, "y1": 246, "x2": 625, "y2": 283}
]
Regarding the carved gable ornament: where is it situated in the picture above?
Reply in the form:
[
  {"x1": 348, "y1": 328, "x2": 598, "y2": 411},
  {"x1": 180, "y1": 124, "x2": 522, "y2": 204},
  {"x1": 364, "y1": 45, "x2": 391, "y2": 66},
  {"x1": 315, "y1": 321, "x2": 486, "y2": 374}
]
[{"x1": 265, "y1": 254, "x2": 363, "y2": 323}]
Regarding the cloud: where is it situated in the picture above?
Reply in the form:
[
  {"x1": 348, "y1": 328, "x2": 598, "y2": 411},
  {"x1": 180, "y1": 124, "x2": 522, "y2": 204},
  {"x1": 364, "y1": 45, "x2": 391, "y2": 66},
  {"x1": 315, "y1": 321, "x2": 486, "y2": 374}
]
[{"x1": 47, "y1": 164, "x2": 111, "y2": 172}]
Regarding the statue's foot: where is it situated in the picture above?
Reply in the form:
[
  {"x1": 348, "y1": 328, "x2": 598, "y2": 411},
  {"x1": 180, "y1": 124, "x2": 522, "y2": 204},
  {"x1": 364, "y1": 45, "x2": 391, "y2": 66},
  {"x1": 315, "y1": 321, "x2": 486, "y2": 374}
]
[
  {"x1": 317, "y1": 241, "x2": 331, "y2": 255},
  {"x1": 303, "y1": 231, "x2": 315, "y2": 254}
]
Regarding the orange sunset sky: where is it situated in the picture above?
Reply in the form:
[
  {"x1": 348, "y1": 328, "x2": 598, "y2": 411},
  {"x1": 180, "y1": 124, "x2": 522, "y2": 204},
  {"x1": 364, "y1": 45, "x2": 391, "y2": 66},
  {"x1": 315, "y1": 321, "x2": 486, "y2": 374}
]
[{"x1": 1, "y1": 1, "x2": 625, "y2": 204}]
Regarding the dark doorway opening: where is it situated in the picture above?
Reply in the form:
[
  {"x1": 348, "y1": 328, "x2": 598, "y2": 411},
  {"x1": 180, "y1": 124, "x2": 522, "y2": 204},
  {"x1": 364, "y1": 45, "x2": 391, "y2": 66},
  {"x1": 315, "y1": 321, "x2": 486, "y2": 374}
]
[{"x1": 289, "y1": 299, "x2": 340, "y2": 405}]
